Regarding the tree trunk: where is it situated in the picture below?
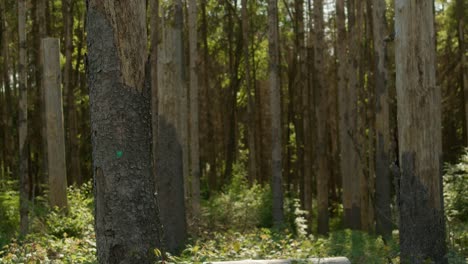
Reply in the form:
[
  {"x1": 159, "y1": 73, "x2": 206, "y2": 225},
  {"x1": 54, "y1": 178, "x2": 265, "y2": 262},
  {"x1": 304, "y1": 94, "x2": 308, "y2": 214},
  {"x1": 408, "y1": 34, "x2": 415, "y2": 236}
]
[
  {"x1": 339, "y1": 0, "x2": 362, "y2": 230},
  {"x1": 458, "y1": 0, "x2": 468, "y2": 145},
  {"x1": 242, "y1": 0, "x2": 257, "y2": 185},
  {"x1": 371, "y1": 0, "x2": 392, "y2": 239},
  {"x1": 188, "y1": 0, "x2": 201, "y2": 221},
  {"x1": 313, "y1": 0, "x2": 329, "y2": 235},
  {"x1": 36, "y1": 0, "x2": 48, "y2": 195},
  {"x1": 18, "y1": 0, "x2": 29, "y2": 236},
  {"x1": 150, "y1": 0, "x2": 159, "y2": 194},
  {"x1": 62, "y1": 0, "x2": 81, "y2": 185},
  {"x1": 86, "y1": 1, "x2": 161, "y2": 262},
  {"x1": 157, "y1": 0, "x2": 188, "y2": 253},
  {"x1": 268, "y1": 0, "x2": 284, "y2": 226},
  {"x1": 395, "y1": 0, "x2": 447, "y2": 262},
  {"x1": 42, "y1": 38, "x2": 68, "y2": 210}
]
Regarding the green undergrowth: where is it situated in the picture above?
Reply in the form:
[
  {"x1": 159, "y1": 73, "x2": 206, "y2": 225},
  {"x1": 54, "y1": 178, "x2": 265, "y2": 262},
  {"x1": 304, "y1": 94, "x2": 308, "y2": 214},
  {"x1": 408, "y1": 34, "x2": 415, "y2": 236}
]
[{"x1": 0, "y1": 157, "x2": 467, "y2": 263}]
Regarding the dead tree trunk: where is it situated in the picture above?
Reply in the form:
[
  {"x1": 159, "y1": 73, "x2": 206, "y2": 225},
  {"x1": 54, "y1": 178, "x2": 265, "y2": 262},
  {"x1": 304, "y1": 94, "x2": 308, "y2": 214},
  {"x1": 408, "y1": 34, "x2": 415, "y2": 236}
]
[
  {"x1": 42, "y1": 38, "x2": 68, "y2": 210},
  {"x1": 18, "y1": 0, "x2": 29, "y2": 236},
  {"x1": 395, "y1": 0, "x2": 447, "y2": 262},
  {"x1": 268, "y1": 0, "x2": 284, "y2": 226}
]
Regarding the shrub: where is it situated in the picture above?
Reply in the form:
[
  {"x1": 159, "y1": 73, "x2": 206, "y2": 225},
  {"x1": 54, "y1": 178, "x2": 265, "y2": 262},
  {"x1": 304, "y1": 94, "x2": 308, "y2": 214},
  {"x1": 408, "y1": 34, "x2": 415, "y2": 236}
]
[{"x1": 444, "y1": 150, "x2": 468, "y2": 258}]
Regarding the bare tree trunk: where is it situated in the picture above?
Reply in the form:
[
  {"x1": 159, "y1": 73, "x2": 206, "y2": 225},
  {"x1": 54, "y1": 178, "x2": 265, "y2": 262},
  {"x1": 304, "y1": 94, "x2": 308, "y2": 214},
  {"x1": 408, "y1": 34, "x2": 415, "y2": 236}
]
[
  {"x1": 1, "y1": 0, "x2": 12, "y2": 174},
  {"x1": 242, "y1": 0, "x2": 257, "y2": 184},
  {"x1": 268, "y1": 0, "x2": 284, "y2": 226},
  {"x1": 457, "y1": 0, "x2": 468, "y2": 145},
  {"x1": 372, "y1": 0, "x2": 392, "y2": 239},
  {"x1": 62, "y1": 0, "x2": 81, "y2": 185},
  {"x1": 313, "y1": 0, "x2": 329, "y2": 235},
  {"x1": 188, "y1": 0, "x2": 201, "y2": 221},
  {"x1": 86, "y1": 1, "x2": 162, "y2": 261},
  {"x1": 18, "y1": 0, "x2": 29, "y2": 236},
  {"x1": 395, "y1": 0, "x2": 447, "y2": 262},
  {"x1": 36, "y1": 0, "x2": 48, "y2": 194},
  {"x1": 157, "y1": 0, "x2": 188, "y2": 253},
  {"x1": 150, "y1": 0, "x2": 159, "y2": 193},
  {"x1": 42, "y1": 38, "x2": 68, "y2": 210}
]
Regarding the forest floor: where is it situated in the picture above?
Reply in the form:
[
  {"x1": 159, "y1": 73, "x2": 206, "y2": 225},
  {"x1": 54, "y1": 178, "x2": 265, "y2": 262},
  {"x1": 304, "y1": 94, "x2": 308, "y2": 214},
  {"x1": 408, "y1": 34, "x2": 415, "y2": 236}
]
[{"x1": 0, "y1": 173, "x2": 466, "y2": 263}]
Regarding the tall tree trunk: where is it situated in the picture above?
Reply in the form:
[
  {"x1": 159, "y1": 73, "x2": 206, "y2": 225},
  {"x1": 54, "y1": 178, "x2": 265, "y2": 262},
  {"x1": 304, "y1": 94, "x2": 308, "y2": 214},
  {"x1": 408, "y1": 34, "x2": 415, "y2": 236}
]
[
  {"x1": 188, "y1": 0, "x2": 201, "y2": 221},
  {"x1": 313, "y1": 0, "x2": 329, "y2": 235},
  {"x1": 63, "y1": 0, "x2": 81, "y2": 185},
  {"x1": 268, "y1": 0, "x2": 284, "y2": 226},
  {"x1": 86, "y1": 1, "x2": 161, "y2": 262},
  {"x1": 157, "y1": 0, "x2": 188, "y2": 253},
  {"x1": 150, "y1": 0, "x2": 159, "y2": 195},
  {"x1": 42, "y1": 38, "x2": 68, "y2": 210},
  {"x1": 36, "y1": 0, "x2": 48, "y2": 194},
  {"x1": 18, "y1": 0, "x2": 29, "y2": 236},
  {"x1": 372, "y1": 0, "x2": 392, "y2": 239},
  {"x1": 395, "y1": 0, "x2": 447, "y2": 262},
  {"x1": 458, "y1": 0, "x2": 468, "y2": 145},
  {"x1": 342, "y1": 0, "x2": 362, "y2": 229},
  {"x1": 242, "y1": 0, "x2": 257, "y2": 184},
  {"x1": 1, "y1": 0, "x2": 12, "y2": 175},
  {"x1": 201, "y1": 0, "x2": 217, "y2": 192}
]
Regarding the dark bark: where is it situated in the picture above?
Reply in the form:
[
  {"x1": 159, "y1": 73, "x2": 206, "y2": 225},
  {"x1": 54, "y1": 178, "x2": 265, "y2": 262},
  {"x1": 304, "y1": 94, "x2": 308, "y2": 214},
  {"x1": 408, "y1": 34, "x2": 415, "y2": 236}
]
[{"x1": 86, "y1": 2, "x2": 161, "y2": 262}]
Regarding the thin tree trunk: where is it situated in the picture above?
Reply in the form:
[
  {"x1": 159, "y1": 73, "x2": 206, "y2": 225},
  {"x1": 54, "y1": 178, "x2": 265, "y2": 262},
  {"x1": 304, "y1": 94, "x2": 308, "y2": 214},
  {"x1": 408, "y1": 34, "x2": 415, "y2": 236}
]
[
  {"x1": 37, "y1": 0, "x2": 48, "y2": 194},
  {"x1": 157, "y1": 0, "x2": 188, "y2": 253},
  {"x1": 18, "y1": 0, "x2": 29, "y2": 236},
  {"x1": 87, "y1": 1, "x2": 162, "y2": 261},
  {"x1": 63, "y1": 0, "x2": 81, "y2": 185},
  {"x1": 150, "y1": 0, "x2": 159, "y2": 193},
  {"x1": 242, "y1": 0, "x2": 257, "y2": 184},
  {"x1": 395, "y1": 0, "x2": 447, "y2": 262},
  {"x1": 457, "y1": 0, "x2": 468, "y2": 145},
  {"x1": 313, "y1": 0, "x2": 329, "y2": 235},
  {"x1": 42, "y1": 38, "x2": 68, "y2": 210},
  {"x1": 268, "y1": 0, "x2": 284, "y2": 226},
  {"x1": 188, "y1": 0, "x2": 201, "y2": 221},
  {"x1": 201, "y1": 0, "x2": 217, "y2": 192},
  {"x1": 1, "y1": 0, "x2": 12, "y2": 174},
  {"x1": 372, "y1": 0, "x2": 392, "y2": 239}
]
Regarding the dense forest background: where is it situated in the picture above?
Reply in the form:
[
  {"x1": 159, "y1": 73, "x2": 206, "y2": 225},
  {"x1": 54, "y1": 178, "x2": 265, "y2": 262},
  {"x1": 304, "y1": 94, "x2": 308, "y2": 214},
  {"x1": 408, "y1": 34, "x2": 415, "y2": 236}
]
[{"x1": 0, "y1": 0, "x2": 467, "y2": 263}]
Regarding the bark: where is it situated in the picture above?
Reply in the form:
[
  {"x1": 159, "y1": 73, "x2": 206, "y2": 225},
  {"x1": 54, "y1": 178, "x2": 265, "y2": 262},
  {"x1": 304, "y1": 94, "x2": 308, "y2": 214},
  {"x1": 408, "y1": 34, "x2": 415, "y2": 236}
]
[
  {"x1": 371, "y1": 0, "x2": 392, "y2": 239},
  {"x1": 18, "y1": 0, "x2": 29, "y2": 236},
  {"x1": 395, "y1": 0, "x2": 447, "y2": 262},
  {"x1": 150, "y1": 0, "x2": 159, "y2": 193},
  {"x1": 42, "y1": 38, "x2": 68, "y2": 210},
  {"x1": 268, "y1": 0, "x2": 284, "y2": 226},
  {"x1": 313, "y1": 0, "x2": 329, "y2": 235},
  {"x1": 86, "y1": 1, "x2": 161, "y2": 262},
  {"x1": 242, "y1": 0, "x2": 257, "y2": 184},
  {"x1": 157, "y1": 0, "x2": 188, "y2": 253},
  {"x1": 188, "y1": 0, "x2": 201, "y2": 221}
]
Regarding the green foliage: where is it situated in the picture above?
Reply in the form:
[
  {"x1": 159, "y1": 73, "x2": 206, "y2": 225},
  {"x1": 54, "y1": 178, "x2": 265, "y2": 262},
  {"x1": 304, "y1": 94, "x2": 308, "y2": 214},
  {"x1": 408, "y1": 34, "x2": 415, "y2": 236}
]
[
  {"x1": 444, "y1": 150, "x2": 468, "y2": 257},
  {"x1": 170, "y1": 229, "x2": 400, "y2": 264},
  {"x1": 0, "y1": 180, "x2": 19, "y2": 248},
  {"x1": 202, "y1": 163, "x2": 273, "y2": 231},
  {"x1": 0, "y1": 182, "x2": 96, "y2": 263}
]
